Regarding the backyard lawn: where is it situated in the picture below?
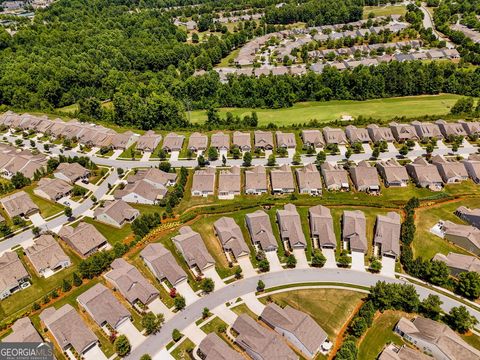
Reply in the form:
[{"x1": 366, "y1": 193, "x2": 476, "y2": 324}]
[
  {"x1": 82, "y1": 217, "x2": 133, "y2": 245},
  {"x1": 23, "y1": 185, "x2": 65, "y2": 218}
]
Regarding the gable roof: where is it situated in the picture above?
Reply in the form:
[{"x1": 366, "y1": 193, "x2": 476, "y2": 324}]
[
  {"x1": 296, "y1": 164, "x2": 322, "y2": 191},
  {"x1": 0, "y1": 191, "x2": 39, "y2": 218},
  {"x1": 309, "y1": 205, "x2": 336, "y2": 248},
  {"x1": 115, "y1": 179, "x2": 167, "y2": 201},
  {"x1": 442, "y1": 221, "x2": 480, "y2": 249},
  {"x1": 374, "y1": 212, "x2": 401, "y2": 257},
  {"x1": 198, "y1": 333, "x2": 245, "y2": 360},
  {"x1": 136, "y1": 130, "x2": 162, "y2": 151},
  {"x1": 211, "y1": 132, "x2": 230, "y2": 150},
  {"x1": 54, "y1": 162, "x2": 90, "y2": 183},
  {"x1": 320, "y1": 162, "x2": 349, "y2": 188},
  {"x1": 3, "y1": 317, "x2": 43, "y2": 343},
  {"x1": 367, "y1": 124, "x2": 395, "y2": 142},
  {"x1": 270, "y1": 164, "x2": 295, "y2": 190},
  {"x1": 233, "y1": 131, "x2": 251, "y2": 149},
  {"x1": 94, "y1": 200, "x2": 139, "y2": 226},
  {"x1": 389, "y1": 122, "x2": 419, "y2": 141},
  {"x1": 218, "y1": 166, "x2": 241, "y2": 194},
  {"x1": 172, "y1": 226, "x2": 215, "y2": 271},
  {"x1": 406, "y1": 157, "x2": 443, "y2": 185},
  {"x1": 342, "y1": 210, "x2": 367, "y2": 252},
  {"x1": 345, "y1": 125, "x2": 370, "y2": 143},
  {"x1": 245, "y1": 210, "x2": 278, "y2": 251},
  {"x1": 349, "y1": 161, "x2": 380, "y2": 189},
  {"x1": 433, "y1": 252, "x2": 480, "y2": 274},
  {"x1": 188, "y1": 132, "x2": 208, "y2": 150},
  {"x1": 35, "y1": 178, "x2": 72, "y2": 200},
  {"x1": 245, "y1": 165, "x2": 267, "y2": 191},
  {"x1": 127, "y1": 168, "x2": 176, "y2": 186},
  {"x1": 275, "y1": 131, "x2": 296, "y2": 148},
  {"x1": 277, "y1": 204, "x2": 307, "y2": 248},
  {"x1": 254, "y1": 131, "x2": 274, "y2": 148},
  {"x1": 376, "y1": 159, "x2": 409, "y2": 184},
  {"x1": 301, "y1": 129, "x2": 324, "y2": 147},
  {"x1": 58, "y1": 222, "x2": 107, "y2": 256},
  {"x1": 25, "y1": 235, "x2": 70, "y2": 274},
  {"x1": 162, "y1": 133, "x2": 185, "y2": 151},
  {"x1": 140, "y1": 243, "x2": 187, "y2": 285},
  {"x1": 214, "y1": 217, "x2": 250, "y2": 259},
  {"x1": 192, "y1": 167, "x2": 216, "y2": 194},
  {"x1": 322, "y1": 127, "x2": 348, "y2": 145},
  {"x1": 0, "y1": 251, "x2": 29, "y2": 293}
]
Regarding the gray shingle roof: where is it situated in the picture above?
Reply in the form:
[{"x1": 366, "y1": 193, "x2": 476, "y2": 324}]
[
  {"x1": 140, "y1": 243, "x2": 187, "y2": 285},
  {"x1": 172, "y1": 226, "x2": 215, "y2": 271}
]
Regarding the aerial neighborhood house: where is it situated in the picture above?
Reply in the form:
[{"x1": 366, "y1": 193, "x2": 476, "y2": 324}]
[
  {"x1": 270, "y1": 164, "x2": 295, "y2": 194},
  {"x1": 127, "y1": 167, "x2": 177, "y2": 188},
  {"x1": 0, "y1": 251, "x2": 30, "y2": 300},
  {"x1": 140, "y1": 243, "x2": 188, "y2": 286},
  {"x1": 376, "y1": 159, "x2": 409, "y2": 187},
  {"x1": 320, "y1": 162, "x2": 350, "y2": 191},
  {"x1": 394, "y1": 316, "x2": 480, "y2": 359},
  {"x1": 378, "y1": 344, "x2": 431, "y2": 360},
  {"x1": 94, "y1": 200, "x2": 139, "y2": 228},
  {"x1": 2, "y1": 317, "x2": 43, "y2": 343},
  {"x1": 301, "y1": 129, "x2": 324, "y2": 149},
  {"x1": 342, "y1": 210, "x2": 367, "y2": 254},
  {"x1": 373, "y1": 212, "x2": 401, "y2": 259},
  {"x1": 187, "y1": 132, "x2": 208, "y2": 153},
  {"x1": 218, "y1": 166, "x2": 241, "y2": 199},
  {"x1": 111, "y1": 131, "x2": 138, "y2": 150},
  {"x1": 245, "y1": 165, "x2": 268, "y2": 195},
  {"x1": 104, "y1": 258, "x2": 159, "y2": 307},
  {"x1": 440, "y1": 220, "x2": 480, "y2": 255},
  {"x1": 197, "y1": 333, "x2": 244, "y2": 360},
  {"x1": 77, "y1": 283, "x2": 131, "y2": 331},
  {"x1": 40, "y1": 305, "x2": 99, "y2": 357},
  {"x1": 295, "y1": 164, "x2": 322, "y2": 195},
  {"x1": 412, "y1": 121, "x2": 443, "y2": 139},
  {"x1": 431, "y1": 155, "x2": 468, "y2": 184},
  {"x1": 254, "y1": 130, "x2": 274, "y2": 150},
  {"x1": 345, "y1": 125, "x2": 371, "y2": 143},
  {"x1": 232, "y1": 314, "x2": 298, "y2": 360},
  {"x1": 435, "y1": 119, "x2": 467, "y2": 138},
  {"x1": 210, "y1": 131, "x2": 230, "y2": 151},
  {"x1": 349, "y1": 161, "x2": 380, "y2": 194},
  {"x1": 25, "y1": 235, "x2": 71, "y2": 277},
  {"x1": 0, "y1": 151, "x2": 47, "y2": 179},
  {"x1": 389, "y1": 122, "x2": 419, "y2": 142},
  {"x1": 367, "y1": 124, "x2": 395, "y2": 143},
  {"x1": 214, "y1": 217, "x2": 250, "y2": 261},
  {"x1": 34, "y1": 178, "x2": 73, "y2": 201},
  {"x1": 309, "y1": 205, "x2": 336, "y2": 249},
  {"x1": 136, "y1": 130, "x2": 162, "y2": 153},
  {"x1": 0, "y1": 191, "x2": 39, "y2": 219},
  {"x1": 162, "y1": 132, "x2": 185, "y2": 152},
  {"x1": 458, "y1": 120, "x2": 480, "y2": 136},
  {"x1": 433, "y1": 252, "x2": 480, "y2": 276},
  {"x1": 245, "y1": 210, "x2": 278, "y2": 252},
  {"x1": 275, "y1": 131, "x2": 296, "y2": 149},
  {"x1": 277, "y1": 204, "x2": 307, "y2": 250},
  {"x1": 456, "y1": 206, "x2": 480, "y2": 229},
  {"x1": 191, "y1": 167, "x2": 216, "y2": 197},
  {"x1": 115, "y1": 180, "x2": 166, "y2": 204},
  {"x1": 172, "y1": 226, "x2": 215, "y2": 274},
  {"x1": 406, "y1": 157, "x2": 443, "y2": 190},
  {"x1": 58, "y1": 222, "x2": 108, "y2": 258},
  {"x1": 233, "y1": 131, "x2": 252, "y2": 151},
  {"x1": 54, "y1": 162, "x2": 90, "y2": 184},
  {"x1": 261, "y1": 302, "x2": 329, "y2": 359},
  {"x1": 322, "y1": 127, "x2": 348, "y2": 145},
  {"x1": 462, "y1": 154, "x2": 480, "y2": 184}
]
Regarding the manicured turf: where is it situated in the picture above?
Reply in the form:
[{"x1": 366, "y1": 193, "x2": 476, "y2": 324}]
[
  {"x1": 357, "y1": 311, "x2": 408, "y2": 360},
  {"x1": 231, "y1": 303, "x2": 259, "y2": 319},
  {"x1": 189, "y1": 94, "x2": 463, "y2": 126},
  {"x1": 200, "y1": 316, "x2": 228, "y2": 334},
  {"x1": 461, "y1": 332, "x2": 480, "y2": 350},
  {"x1": 23, "y1": 186, "x2": 65, "y2": 218},
  {"x1": 82, "y1": 217, "x2": 133, "y2": 245},
  {"x1": 363, "y1": 5, "x2": 407, "y2": 19},
  {"x1": 171, "y1": 338, "x2": 195, "y2": 360},
  {"x1": 259, "y1": 289, "x2": 364, "y2": 339}
]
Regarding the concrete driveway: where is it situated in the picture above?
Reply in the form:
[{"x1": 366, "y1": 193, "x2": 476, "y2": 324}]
[
  {"x1": 265, "y1": 251, "x2": 282, "y2": 272},
  {"x1": 140, "y1": 151, "x2": 152, "y2": 161},
  {"x1": 362, "y1": 143, "x2": 372, "y2": 154},
  {"x1": 237, "y1": 257, "x2": 256, "y2": 278},
  {"x1": 183, "y1": 323, "x2": 207, "y2": 345},
  {"x1": 170, "y1": 151, "x2": 179, "y2": 161},
  {"x1": 203, "y1": 267, "x2": 225, "y2": 289},
  {"x1": 117, "y1": 320, "x2": 145, "y2": 349},
  {"x1": 75, "y1": 180, "x2": 98, "y2": 192},
  {"x1": 287, "y1": 148, "x2": 295, "y2": 158},
  {"x1": 293, "y1": 248, "x2": 309, "y2": 269},
  {"x1": 83, "y1": 344, "x2": 108, "y2": 360},
  {"x1": 148, "y1": 298, "x2": 174, "y2": 321},
  {"x1": 338, "y1": 145, "x2": 347, "y2": 156},
  {"x1": 437, "y1": 141, "x2": 448, "y2": 150},
  {"x1": 110, "y1": 149, "x2": 124, "y2": 160},
  {"x1": 242, "y1": 293, "x2": 265, "y2": 316},
  {"x1": 381, "y1": 256, "x2": 396, "y2": 278},
  {"x1": 212, "y1": 304, "x2": 238, "y2": 326},
  {"x1": 176, "y1": 281, "x2": 199, "y2": 305},
  {"x1": 57, "y1": 196, "x2": 80, "y2": 209},
  {"x1": 28, "y1": 213, "x2": 46, "y2": 227},
  {"x1": 351, "y1": 251, "x2": 366, "y2": 272},
  {"x1": 322, "y1": 248, "x2": 337, "y2": 268},
  {"x1": 87, "y1": 147, "x2": 99, "y2": 156},
  {"x1": 387, "y1": 143, "x2": 397, "y2": 152}
]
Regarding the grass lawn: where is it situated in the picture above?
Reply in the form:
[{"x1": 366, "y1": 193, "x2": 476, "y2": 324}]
[
  {"x1": 461, "y1": 332, "x2": 480, "y2": 350},
  {"x1": 118, "y1": 144, "x2": 141, "y2": 159},
  {"x1": 259, "y1": 289, "x2": 364, "y2": 339},
  {"x1": 357, "y1": 311, "x2": 409, "y2": 360},
  {"x1": 82, "y1": 217, "x2": 132, "y2": 245},
  {"x1": 363, "y1": 5, "x2": 407, "y2": 19},
  {"x1": 216, "y1": 48, "x2": 240, "y2": 67},
  {"x1": 23, "y1": 186, "x2": 65, "y2": 218},
  {"x1": 200, "y1": 316, "x2": 228, "y2": 334},
  {"x1": 171, "y1": 338, "x2": 195, "y2": 360},
  {"x1": 231, "y1": 303, "x2": 259, "y2": 319},
  {"x1": 189, "y1": 94, "x2": 463, "y2": 126}
]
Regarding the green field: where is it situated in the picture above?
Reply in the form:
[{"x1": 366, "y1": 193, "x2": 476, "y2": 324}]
[
  {"x1": 363, "y1": 5, "x2": 407, "y2": 19},
  {"x1": 189, "y1": 94, "x2": 462, "y2": 126}
]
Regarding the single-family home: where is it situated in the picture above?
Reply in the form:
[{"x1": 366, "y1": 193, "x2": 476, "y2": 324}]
[
  {"x1": 389, "y1": 122, "x2": 419, "y2": 142},
  {"x1": 245, "y1": 165, "x2": 268, "y2": 195},
  {"x1": 104, "y1": 258, "x2": 159, "y2": 306},
  {"x1": 374, "y1": 212, "x2": 401, "y2": 259},
  {"x1": 58, "y1": 222, "x2": 108, "y2": 258},
  {"x1": 172, "y1": 226, "x2": 215, "y2": 274},
  {"x1": 301, "y1": 130, "x2": 324, "y2": 149},
  {"x1": 191, "y1": 167, "x2": 216, "y2": 197},
  {"x1": 140, "y1": 243, "x2": 188, "y2": 286},
  {"x1": 25, "y1": 235, "x2": 70, "y2": 277},
  {"x1": 2, "y1": 317, "x2": 43, "y2": 343},
  {"x1": 0, "y1": 251, "x2": 30, "y2": 300},
  {"x1": 394, "y1": 316, "x2": 480, "y2": 359},
  {"x1": 214, "y1": 217, "x2": 250, "y2": 260},
  {"x1": 440, "y1": 220, "x2": 480, "y2": 255},
  {"x1": 376, "y1": 159, "x2": 409, "y2": 187},
  {"x1": 345, "y1": 125, "x2": 370, "y2": 143},
  {"x1": 233, "y1": 131, "x2": 251, "y2": 151},
  {"x1": 277, "y1": 204, "x2": 307, "y2": 250},
  {"x1": 111, "y1": 131, "x2": 138, "y2": 150},
  {"x1": 127, "y1": 168, "x2": 177, "y2": 188},
  {"x1": 40, "y1": 305, "x2": 98, "y2": 356},
  {"x1": 232, "y1": 314, "x2": 298, "y2": 360},
  {"x1": 435, "y1": 119, "x2": 467, "y2": 138},
  {"x1": 0, "y1": 191, "x2": 39, "y2": 218},
  {"x1": 276, "y1": 131, "x2": 296, "y2": 149},
  {"x1": 136, "y1": 130, "x2": 162, "y2": 152},
  {"x1": 270, "y1": 164, "x2": 295, "y2": 194},
  {"x1": 210, "y1": 132, "x2": 230, "y2": 151},
  {"x1": 411, "y1": 121, "x2": 443, "y2": 140},
  {"x1": 322, "y1": 127, "x2": 348, "y2": 145},
  {"x1": 34, "y1": 178, "x2": 73, "y2": 201},
  {"x1": 458, "y1": 120, "x2": 480, "y2": 136},
  {"x1": 162, "y1": 133, "x2": 185, "y2": 152},
  {"x1": 367, "y1": 124, "x2": 395, "y2": 143},
  {"x1": 77, "y1": 283, "x2": 131, "y2": 330},
  {"x1": 349, "y1": 161, "x2": 380, "y2": 194},
  {"x1": 114, "y1": 180, "x2": 166, "y2": 204},
  {"x1": 462, "y1": 154, "x2": 480, "y2": 184},
  {"x1": 433, "y1": 252, "x2": 480, "y2": 276},
  {"x1": 54, "y1": 162, "x2": 90, "y2": 184},
  {"x1": 254, "y1": 130, "x2": 274, "y2": 150},
  {"x1": 94, "y1": 200, "x2": 139, "y2": 228},
  {"x1": 342, "y1": 210, "x2": 367, "y2": 253},
  {"x1": 309, "y1": 205, "x2": 336, "y2": 249},
  {"x1": 455, "y1": 206, "x2": 480, "y2": 229},
  {"x1": 431, "y1": 155, "x2": 468, "y2": 184},
  {"x1": 188, "y1": 132, "x2": 208, "y2": 153},
  {"x1": 406, "y1": 157, "x2": 443, "y2": 190},
  {"x1": 378, "y1": 344, "x2": 431, "y2": 360},
  {"x1": 261, "y1": 303, "x2": 328, "y2": 359},
  {"x1": 245, "y1": 210, "x2": 278, "y2": 252},
  {"x1": 296, "y1": 164, "x2": 322, "y2": 195},
  {"x1": 197, "y1": 333, "x2": 244, "y2": 360},
  {"x1": 218, "y1": 166, "x2": 241, "y2": 199},
  {"x1": 320, "y1": 162, "x2": 350, "y2": 191}
]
